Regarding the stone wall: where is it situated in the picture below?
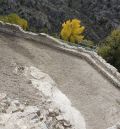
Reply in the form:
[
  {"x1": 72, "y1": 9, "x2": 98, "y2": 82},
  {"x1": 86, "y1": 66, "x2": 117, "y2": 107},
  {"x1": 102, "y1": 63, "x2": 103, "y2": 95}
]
[{"x1": 0, "y1": 21, "x2": 119, "y2": 87}]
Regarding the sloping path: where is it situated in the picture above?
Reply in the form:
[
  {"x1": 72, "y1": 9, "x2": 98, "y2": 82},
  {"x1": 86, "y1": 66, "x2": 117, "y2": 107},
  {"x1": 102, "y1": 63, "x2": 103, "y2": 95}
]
[{"x1": 0, "y1": 32, "x2": 120, "y2": 129}]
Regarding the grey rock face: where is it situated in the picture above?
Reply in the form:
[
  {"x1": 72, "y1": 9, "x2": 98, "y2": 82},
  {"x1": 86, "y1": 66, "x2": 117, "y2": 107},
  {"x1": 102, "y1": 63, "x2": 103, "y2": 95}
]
[{"x1": 0, "y1": 0, "x2": 120, "y2": 41}]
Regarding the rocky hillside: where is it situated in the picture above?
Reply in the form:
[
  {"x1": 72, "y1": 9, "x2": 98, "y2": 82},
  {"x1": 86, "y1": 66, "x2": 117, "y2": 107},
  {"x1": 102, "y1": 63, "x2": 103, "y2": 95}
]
[{"x1": 0, "y1": 0, "x2": 120, "y2": 42}]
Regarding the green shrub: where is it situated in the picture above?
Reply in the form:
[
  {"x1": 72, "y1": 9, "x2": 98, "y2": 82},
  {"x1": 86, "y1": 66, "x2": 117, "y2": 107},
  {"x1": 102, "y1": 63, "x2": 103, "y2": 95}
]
[
  {"x1": 81, "y1": 40, "x2": 95, "y2": 48},
  {"x1": 0, "y1": 13, "x2": 28, "y2": 30},
  {"x1": 98, "y1": 29, "x2": 120, "y2": 72},
  {"x1": 40, "y1": 27, "x2": 49, "y2": 34}
]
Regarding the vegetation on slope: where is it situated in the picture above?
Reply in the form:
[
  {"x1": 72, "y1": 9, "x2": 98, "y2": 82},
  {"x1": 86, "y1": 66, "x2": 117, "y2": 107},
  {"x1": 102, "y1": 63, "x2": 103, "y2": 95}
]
[
  {"x1": 0, "y1": 0, "x2": 120, "y2": 42},
  {"x1": 98, "y1": 29, "x2": 120, "y2": 72},
  {"x1": 0, "y1": 13, "x2": 28, "y2": 30}
]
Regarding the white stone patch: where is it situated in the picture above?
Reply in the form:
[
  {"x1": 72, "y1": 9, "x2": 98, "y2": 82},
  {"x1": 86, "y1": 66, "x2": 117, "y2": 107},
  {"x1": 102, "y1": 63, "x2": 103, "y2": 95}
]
[
  {"x1": 31, "y1": 79, "x2": 53, "y2": 97},
  {"x1": 0, "y1": 94, "x2": 47, "y2": 129},
  {"x1": 25, "y1": 66, "x2": 86, "y2": 129},
  {"x1": 107, "y1": 122, "x2": 120, "y2": 129}
]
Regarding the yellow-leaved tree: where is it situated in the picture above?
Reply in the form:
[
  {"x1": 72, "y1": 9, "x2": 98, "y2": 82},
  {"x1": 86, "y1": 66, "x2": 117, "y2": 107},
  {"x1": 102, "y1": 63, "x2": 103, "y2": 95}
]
[
  {"x1": 0, "y1": 13, "x2": 28, "y2": 30},
  {"x1": 60, "y1": 19, "x2": 85, "y2": 43}
]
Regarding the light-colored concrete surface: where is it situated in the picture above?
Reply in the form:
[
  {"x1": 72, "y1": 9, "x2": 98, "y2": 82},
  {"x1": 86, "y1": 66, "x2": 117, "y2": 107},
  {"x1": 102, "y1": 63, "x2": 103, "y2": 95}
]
[{"x1": 0, "y1": 32, "x2": 120, "y2": 129}]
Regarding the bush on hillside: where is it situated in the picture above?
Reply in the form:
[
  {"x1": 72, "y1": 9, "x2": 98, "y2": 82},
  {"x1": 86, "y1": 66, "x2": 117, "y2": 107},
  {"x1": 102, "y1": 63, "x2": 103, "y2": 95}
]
[
  {"x1": 81, "y1": 40, "x2": 95, "y2": 48},
  {"x1": 98, "y1": 29, "x2": 120, "y2": 72},
  {"x1": 60, "y1": 19, "x2": 85, "y2": 43},
  {"x1": 0, "y1": 13, "x2": 28, "y2": 30}
]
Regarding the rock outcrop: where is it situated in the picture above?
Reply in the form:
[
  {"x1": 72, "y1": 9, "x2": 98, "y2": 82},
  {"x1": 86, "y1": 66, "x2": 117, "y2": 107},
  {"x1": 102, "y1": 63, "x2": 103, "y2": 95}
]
[
  {"x1": 0, "y1": 66, "x2": 86, "y2": 129},
  {"x1": 0, "y1": 93, "x2": 73, "y2": 129}
]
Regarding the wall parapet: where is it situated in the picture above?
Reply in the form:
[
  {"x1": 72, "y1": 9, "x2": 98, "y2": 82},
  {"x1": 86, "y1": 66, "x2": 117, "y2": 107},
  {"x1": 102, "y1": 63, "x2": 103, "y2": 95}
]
[{"x1": 0, "y1": 21, "x2": 119, "y2": 87}]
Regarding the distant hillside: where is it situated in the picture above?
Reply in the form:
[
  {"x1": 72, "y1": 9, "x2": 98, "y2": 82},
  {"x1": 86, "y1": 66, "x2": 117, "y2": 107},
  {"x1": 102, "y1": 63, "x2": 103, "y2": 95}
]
[{"x1": 0, "y1": 0, "x2": 120, "y2": 42}]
